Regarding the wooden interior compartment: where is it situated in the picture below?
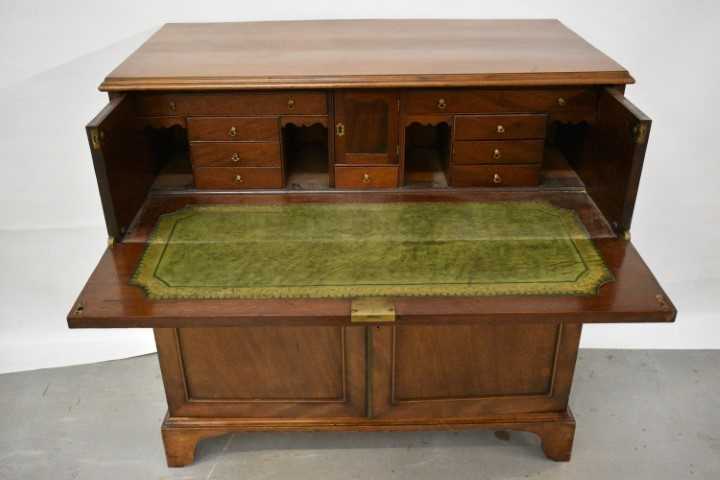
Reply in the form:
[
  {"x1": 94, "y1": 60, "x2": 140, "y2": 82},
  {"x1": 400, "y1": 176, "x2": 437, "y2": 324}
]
[
  {"x1": 403, "y1": 120, "x2": 451, "y2": 188},
  {"x1": 68, "y1": 190, "x2": 675, "y2": 329},
  {"x1": 282, "y1": 118, "x2": 330, "y2": 190}
]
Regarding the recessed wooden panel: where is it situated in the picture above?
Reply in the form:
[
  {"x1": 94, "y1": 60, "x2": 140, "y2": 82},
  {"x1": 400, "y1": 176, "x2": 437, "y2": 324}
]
[
  {"x1": 393, "y1": 324, "x2": 559, "y2": 401},
  {"x1": 177, "y1": 326, "x2": 344, "y2": 401}
]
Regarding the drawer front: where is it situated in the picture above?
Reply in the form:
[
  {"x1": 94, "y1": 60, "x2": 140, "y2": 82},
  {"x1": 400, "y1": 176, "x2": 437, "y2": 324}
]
[
  {"x1": 450, "y1": 165, "x2": 540, "y2": 187},
  {"x1": 453, "y1": 140, "x2": 544, "y2": 165},
  {"x1": 335, "y1": 166, "x2": 399, "y2": 189},
  {"x1": 193, "y1": 167, "x2": 283, "y2": 189},
  {"x1": 190, "y1": 142, "x2": 281, "y2": 167},
  {"x1": 405, "y1": 88, "x2": 596, "y2": 115},
  {"x1": 187, "y1": 117, "x2": 278, "y2": 142},
  {"x1": 135, "y1": 92, "x2": 327, "y2": 116},
  {"x1": 454, "y1": 114, "x2": 547, "y2": 140}
]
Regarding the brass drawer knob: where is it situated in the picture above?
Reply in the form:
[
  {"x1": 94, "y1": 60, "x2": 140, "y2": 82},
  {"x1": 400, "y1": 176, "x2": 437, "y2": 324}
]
[
  {"x1": 235, "y1": 174, "x2": 243, "y2": 183},
  {"x1": 492, "y1": 148, "x2": 502, "y2": 160},
  {"x1": 493, "y1": 173, "x2": 502, "y2": 184},
  {"x1": 287, "y1": 97, "x2": 295, "y2": 110},
  {"x1": 362, "y1": 173, "x2": 371, "y2": 184},
  {"x1": 496, "y1": 124, "x2": 505, "y2": 134},
  {"x1": 437, "y1": 98, "x2": 447, "y2": 110},
  {"x1": 231, "y1": 153, "x2": 240, "y2": 162},
  {"x1": 168, "y1": 100, "x2": 176, "y2": 113},
  {"x1": 228, "y1": 126, "x2": 238, "y2": 137},
  {"x1": 557, "y1": 97, "x2": 567, "y2": 106}
]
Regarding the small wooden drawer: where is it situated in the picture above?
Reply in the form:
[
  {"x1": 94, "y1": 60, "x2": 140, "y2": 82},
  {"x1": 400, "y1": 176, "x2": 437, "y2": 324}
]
[
  {"x1": 453, "y1": 140, "x2": 544, "y2": 165},
  {"x1": 405, "y1": 88, "x2": 596, "y2": 115},
  {"x1": 187, "y1": 117, "x2": 278, "y2": 142},
  {"x1": 454, "y1": 114, "x2": 547, "y2": 140},
  {"x1": 190, "y1": 142, "x2": 281, "y2": 167},
  {"x1": 335, "y1": 166, "x2": 399, "y2": 189},
  {"x1": 450, "y1": 165, "x2": 540, "y2": 187},
  {"x1": 193, "y1": 167, "x2": 283, "y2": 189},
  {"x1": 135, "y1": 92, "x2": 327, "y2": 116}
]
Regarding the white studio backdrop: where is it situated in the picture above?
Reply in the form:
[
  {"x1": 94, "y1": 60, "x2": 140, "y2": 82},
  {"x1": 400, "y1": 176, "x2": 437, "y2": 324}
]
[{"x1": 1, "y1": 0, "x2": 719, "y2": 374}]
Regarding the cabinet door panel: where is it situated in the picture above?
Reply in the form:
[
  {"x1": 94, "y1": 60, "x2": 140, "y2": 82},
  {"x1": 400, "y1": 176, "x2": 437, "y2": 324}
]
[
  {"x1": 155, "y1": 326, "x2": 366, "y2": 418},
  {"x1": 334, "y1": 91, "x2": 399, "y2": 166},
  {"x1": 371, "y1": 323, "x2": 581, "y2": 419},
  {"x1": 570, "y1": 88, "x2": 651, "y2": 233},
  {"x1": 86, "y1": 95, "x2": 156, "y2": 239}
]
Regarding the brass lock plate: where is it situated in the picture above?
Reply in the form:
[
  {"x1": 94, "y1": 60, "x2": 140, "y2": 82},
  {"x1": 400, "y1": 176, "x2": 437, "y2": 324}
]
[{"x1": 350, "y1": 297, "x2": 396, "y2": 323}]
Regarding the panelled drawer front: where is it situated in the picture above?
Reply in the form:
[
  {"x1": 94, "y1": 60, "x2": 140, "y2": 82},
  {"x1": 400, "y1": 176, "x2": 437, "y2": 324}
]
[
  {"x1": 190, "y1": 142, "x2": 281, "y2": 167},
  {"x1": 453, "y1": 140, "x2": 544, "y2": 165},
  {"x1": 454, "y1": 114, "x2": 547, "y2": 140},
  {"x1": 335, "y1": 166, "x2": 399, "y2": 189},
  {"x1": 187, "y1": 117, "x2": 278, "y2": 141},
  {"x1": 405, "y1": 89, "x2": 596, "y2": 114},
  {"x1": 450, "y1": 165, "x2": 540, "y2": 187},
  {"x1": 135, "y1": 92, "x2": 327, "y2": 116},
  {"x1": 193, "y1": 167, "x2": 283, "y2": 189}
]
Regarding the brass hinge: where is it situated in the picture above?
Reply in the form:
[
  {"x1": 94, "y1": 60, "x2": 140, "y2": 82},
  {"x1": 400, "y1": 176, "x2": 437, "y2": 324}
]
[
  {"x1": 351, "y1": 297, "x2": 396, "y2": 323},
  {"x1": 396, "y1": 144, "x2": 400, "y2": 156},
  {"x1": 633, "y1": 123, "x2": 649, "y2": 144},
  {"x1": 90, "y1": 129, "x2": 103, "y2": 150}
]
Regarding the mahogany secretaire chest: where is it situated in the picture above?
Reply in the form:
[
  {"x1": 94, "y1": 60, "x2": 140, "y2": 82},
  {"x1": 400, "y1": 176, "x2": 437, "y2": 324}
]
[{"x1": 67, "y1": 19, "x2": 676, "y2": 466}]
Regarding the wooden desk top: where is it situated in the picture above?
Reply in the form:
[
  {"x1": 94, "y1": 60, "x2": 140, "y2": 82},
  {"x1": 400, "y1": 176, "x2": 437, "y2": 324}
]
[{"x1": 101, "y1": 19, "x2": 633, "y2": 91}]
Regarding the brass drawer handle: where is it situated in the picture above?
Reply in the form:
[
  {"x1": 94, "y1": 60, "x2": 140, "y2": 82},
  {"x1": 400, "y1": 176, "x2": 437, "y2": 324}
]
[
  {"x1": 336, "y1": 123, "x2": 345, "y2": 136},
  {"x1": 231, "y1": 153, "x2": 240, "y2": 162},
  {"x1": 496, "y1": 124, "x2": 505, "y2": 134},
  {"x1": 287, "y1": 97, "x2": 295, "y2": 110},
  {"x1": 228, "y1": 126, "x2": 238, "y2": 137},
  {"x1": 168, "y1": 101, "x2": 176, "y2": 113},
  {"x1": 493, "y1": 173, "x2": 502, "y2": 184},
  {"x1": 492, "y1": 148, "x2": 502, "y2": 160},
  {"x1": 235, "y1": 174, "x2": 244, "y2": 183},
  {"x1": 362, "y1": 173, "x2": 371, "y2": 184},
  {"x1": 557, "y1": 97, "x2": 566, "y2": 106},
  {"x1": 437, "y1": 98, "x2": 447, "y2": 110}
]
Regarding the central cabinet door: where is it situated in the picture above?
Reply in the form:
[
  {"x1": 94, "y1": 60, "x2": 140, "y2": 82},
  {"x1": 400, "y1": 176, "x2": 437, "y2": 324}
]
[{"x1": 334, "y1": 91, "x2": 399, "y2": 165}]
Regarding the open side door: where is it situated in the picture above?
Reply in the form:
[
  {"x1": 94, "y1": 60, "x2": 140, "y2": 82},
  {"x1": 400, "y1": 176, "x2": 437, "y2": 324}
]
[{"x1": 86, "y1": 94, "x2": 156, "y2": 240}]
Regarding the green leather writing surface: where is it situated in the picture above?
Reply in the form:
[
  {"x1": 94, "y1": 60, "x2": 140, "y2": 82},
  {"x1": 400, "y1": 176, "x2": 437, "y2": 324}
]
[{"x1": 132, "y1": 201, "x2": 612, "y2": 299}]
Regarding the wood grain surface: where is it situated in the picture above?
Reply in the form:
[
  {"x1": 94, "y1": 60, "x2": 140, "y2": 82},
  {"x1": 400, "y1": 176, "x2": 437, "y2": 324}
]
[{"x1": 101, "y1": 20, "x2": 633, "y2": 91}]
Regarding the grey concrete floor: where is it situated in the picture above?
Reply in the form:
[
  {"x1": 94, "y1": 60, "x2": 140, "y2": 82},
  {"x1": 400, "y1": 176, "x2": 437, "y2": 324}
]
[{"x1": 0, "y1": 350, "x2": 719, "y2": 479}]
